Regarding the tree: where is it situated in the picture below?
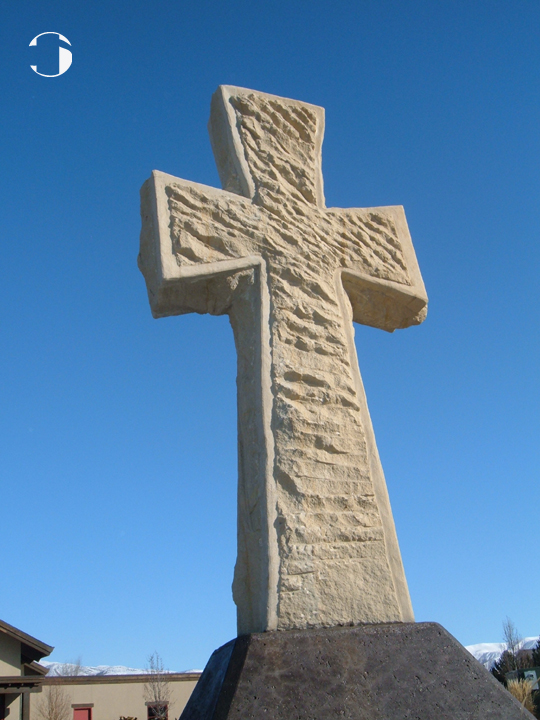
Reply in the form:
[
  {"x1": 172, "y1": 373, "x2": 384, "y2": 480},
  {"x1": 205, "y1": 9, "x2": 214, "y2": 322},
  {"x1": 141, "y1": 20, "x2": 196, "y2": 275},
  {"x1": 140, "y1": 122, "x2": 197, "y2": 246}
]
[
  {"x1": 58, "y1": 658, "x2": 83, "y2": 677},
  {"x1": 503, "y1": 617, "x2": 522, "y2": 671},
  {"x1": 532, "y1": 639, "x2": 540, "y2": 667},
  {"x1": 492, "y1": 650, "x2": 517, "y2": 684},
  {"x1": 491, "y1": 618, "x2": 533, "y2": 683},
  {"x1": 143, "y1": 653, "x2": 172, "y2": 720},
  {"x1": 502, "y1": 617, "x2": 533, "y2": 672},
  {"x1": 35, "y1": 685, "x2": 71, "y2": 720}
]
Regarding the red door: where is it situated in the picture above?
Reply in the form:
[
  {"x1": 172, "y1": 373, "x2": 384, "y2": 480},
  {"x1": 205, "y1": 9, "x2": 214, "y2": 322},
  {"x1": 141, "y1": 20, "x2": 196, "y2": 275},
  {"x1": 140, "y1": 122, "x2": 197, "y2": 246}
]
[{"x1": 73, "y1": 708, "x2": 92, "y2": 720}]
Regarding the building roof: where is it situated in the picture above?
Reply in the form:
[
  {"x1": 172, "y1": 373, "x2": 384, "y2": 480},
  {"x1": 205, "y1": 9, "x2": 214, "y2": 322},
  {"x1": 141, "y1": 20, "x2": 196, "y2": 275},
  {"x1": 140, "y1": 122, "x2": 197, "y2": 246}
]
[
  {"x1": 40, "y1": 673, "x2": 201, "y2": 685},
  {"x1": 0, "y1": 620, "x2": 54, "y2": 663},
  {"x1": 0, "y1": 672, "x2": 201, "y2": 695},
  {"x1": 24, "y1": 661, "x2": 50, "y2": 676}
]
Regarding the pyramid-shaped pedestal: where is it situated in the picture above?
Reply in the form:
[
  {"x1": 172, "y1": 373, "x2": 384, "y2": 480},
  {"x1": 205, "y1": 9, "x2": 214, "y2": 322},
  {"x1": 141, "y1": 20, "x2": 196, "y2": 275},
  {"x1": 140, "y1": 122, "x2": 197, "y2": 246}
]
[{"x1": 180, "y1": 622, "x2": 529, "y2": 719}]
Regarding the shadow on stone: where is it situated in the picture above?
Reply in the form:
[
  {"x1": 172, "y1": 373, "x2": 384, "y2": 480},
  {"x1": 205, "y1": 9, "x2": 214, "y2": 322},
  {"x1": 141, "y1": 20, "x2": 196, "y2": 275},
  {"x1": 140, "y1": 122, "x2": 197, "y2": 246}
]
[{"x1": 180, "y1": 622, "x2": 530, "y2": 719}]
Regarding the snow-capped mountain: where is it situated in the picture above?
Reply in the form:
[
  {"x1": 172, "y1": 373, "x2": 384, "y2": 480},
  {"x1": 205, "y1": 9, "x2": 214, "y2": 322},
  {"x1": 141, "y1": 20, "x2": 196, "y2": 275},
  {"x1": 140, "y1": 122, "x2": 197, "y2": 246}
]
[
  {"x1": 42, "y1": 662, "x2": 147, "y2": 676},
  {"x1": 465, "y1": 637, "x2": 540, "y2": 670},
  {"x1": 41, "y1": 662, "x2": 201, "y2": 676}
]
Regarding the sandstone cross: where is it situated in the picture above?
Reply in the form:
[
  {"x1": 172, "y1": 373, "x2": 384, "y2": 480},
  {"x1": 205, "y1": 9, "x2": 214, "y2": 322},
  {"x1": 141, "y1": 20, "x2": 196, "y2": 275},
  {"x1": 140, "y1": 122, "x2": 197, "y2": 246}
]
[{"x1": 138, "y1": 86, "x2": 428, "y2": 635}]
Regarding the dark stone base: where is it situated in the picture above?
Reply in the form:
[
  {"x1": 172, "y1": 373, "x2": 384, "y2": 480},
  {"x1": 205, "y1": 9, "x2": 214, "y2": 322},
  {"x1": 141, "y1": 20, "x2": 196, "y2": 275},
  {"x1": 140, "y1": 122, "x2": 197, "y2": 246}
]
[{"x1": 180, "y1": 622, "x2": 530, "y2": 719}]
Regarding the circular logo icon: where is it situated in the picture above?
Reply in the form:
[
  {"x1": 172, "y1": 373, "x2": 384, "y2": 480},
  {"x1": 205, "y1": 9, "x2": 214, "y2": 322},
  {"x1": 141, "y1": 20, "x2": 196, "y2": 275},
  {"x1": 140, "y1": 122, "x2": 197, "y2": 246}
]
[{"x1": 29, "y1": 32, "x2": 72, "y2": 77}]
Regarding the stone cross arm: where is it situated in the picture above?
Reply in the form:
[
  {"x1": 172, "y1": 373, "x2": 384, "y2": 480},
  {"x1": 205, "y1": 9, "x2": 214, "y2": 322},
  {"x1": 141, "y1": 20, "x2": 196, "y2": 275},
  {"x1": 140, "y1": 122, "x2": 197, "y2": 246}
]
[
  {"x1": 138, "y1": 86, "x2": 428, "y2": 635},
  {"x1": 140, "y1": 86, "x2": 426, "y2": 331}
]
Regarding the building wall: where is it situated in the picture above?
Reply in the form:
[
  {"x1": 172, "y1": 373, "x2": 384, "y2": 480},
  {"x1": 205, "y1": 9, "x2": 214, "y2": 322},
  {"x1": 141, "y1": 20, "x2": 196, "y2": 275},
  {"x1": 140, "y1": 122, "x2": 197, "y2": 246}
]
[
  {"x1": 0, "y1": 635, "x2": 21, "y2": 676},
  {"x1": 32, "y1": 677, "x2": 198, "y2": 720},
  {"x1": 0, "y1": 634, "x2": 22, "y2": 720},
  {"x1": 3, "y1": 695, "x2": 21, "y2": 720}
]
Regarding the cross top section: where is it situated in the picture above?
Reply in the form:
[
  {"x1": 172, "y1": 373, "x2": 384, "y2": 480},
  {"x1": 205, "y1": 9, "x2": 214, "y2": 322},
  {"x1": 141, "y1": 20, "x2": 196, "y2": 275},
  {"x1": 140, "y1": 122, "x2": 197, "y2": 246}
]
[
  {"x1": 139, "y1": 86, "x2": 427, "y2": 635},
  {"x1": 210, "y1": 86, "x2": 325, "y2": 207}
]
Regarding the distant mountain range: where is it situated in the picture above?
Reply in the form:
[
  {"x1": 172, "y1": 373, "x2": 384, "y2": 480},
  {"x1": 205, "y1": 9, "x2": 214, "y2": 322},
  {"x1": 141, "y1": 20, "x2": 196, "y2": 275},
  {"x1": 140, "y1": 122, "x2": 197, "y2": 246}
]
[
  {"x1": 465, "y1": 637, "x2": 539, "y2": 669},
  {"x1": 41, "y1": 662, "x2": 202, "y2": 676},
  {"x1": 42, "y1": 638, "x2": 540, "y2": 677}
]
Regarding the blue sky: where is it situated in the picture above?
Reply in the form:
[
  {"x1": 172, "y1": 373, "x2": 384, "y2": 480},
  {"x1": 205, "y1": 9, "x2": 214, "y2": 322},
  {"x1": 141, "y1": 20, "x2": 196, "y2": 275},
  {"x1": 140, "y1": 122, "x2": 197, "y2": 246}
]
[{"x1": 1, "y1": 1, "x2": 538, "y2": 671}]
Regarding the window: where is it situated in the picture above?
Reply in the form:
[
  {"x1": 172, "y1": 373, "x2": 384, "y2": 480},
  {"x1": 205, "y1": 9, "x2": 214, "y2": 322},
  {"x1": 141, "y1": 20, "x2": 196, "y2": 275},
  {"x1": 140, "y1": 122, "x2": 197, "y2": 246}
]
[{"x1": 146, "y1": 703, "x2": 168, "y2": 720}]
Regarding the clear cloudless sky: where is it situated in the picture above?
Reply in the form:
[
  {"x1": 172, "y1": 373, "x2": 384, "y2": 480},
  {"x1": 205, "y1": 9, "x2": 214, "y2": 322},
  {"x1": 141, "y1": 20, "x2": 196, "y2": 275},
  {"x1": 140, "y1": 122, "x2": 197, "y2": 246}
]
[{"x1": 1, "y1": 0, "x2": 538, "y2": 671}]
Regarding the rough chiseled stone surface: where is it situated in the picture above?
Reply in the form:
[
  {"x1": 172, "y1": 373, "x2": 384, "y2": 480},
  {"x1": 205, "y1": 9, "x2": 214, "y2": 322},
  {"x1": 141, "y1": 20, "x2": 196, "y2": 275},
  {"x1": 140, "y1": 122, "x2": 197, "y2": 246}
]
[{"x1": 138, "y1": 86, "x2": 428, "y2": 635}]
